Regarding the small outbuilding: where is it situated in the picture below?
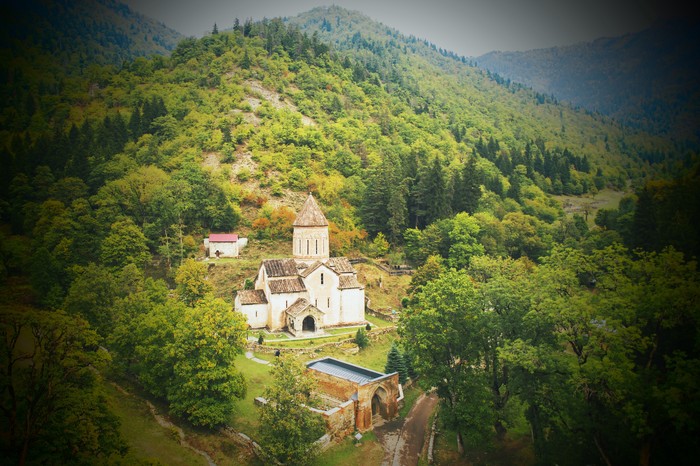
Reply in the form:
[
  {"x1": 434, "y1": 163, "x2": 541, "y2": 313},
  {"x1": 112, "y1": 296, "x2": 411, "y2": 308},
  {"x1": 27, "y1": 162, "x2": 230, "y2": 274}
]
[
  {"x1": 307, "y1": 357, "x2": 400, "y2": 435},
  {"x1": 205, "y1": 233, "x2": 247, "y2": 258}
]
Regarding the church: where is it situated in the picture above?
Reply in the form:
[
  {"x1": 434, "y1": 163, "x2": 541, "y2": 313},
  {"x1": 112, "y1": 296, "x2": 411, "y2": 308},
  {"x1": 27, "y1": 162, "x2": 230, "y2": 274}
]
[{"x1": 234, "y1": 194, "x2": 366, "y2": 336}]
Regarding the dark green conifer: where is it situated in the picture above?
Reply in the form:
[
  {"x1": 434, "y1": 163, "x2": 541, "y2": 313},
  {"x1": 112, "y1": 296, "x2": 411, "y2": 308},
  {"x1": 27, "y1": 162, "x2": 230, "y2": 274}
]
[{"x1": 385, "y1": 343, "x2": 407, "y2": 384}]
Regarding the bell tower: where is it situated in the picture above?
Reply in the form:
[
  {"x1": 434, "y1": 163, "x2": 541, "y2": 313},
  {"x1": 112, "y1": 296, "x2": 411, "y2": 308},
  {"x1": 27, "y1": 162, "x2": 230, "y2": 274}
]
[{"x1": 293, "y1": 193, "x2": 329, "y2": 262}]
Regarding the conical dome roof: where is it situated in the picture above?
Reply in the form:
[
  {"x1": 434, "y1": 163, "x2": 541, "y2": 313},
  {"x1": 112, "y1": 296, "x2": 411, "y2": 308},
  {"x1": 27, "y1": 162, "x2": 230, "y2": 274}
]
[{"x1": 293, "y1": 193, "x2": 328, "y2": 227}]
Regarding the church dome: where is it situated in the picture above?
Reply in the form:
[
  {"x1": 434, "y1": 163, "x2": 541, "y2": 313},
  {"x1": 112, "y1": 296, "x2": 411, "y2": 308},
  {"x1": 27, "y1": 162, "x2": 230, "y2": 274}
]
[{"x1": 293, "y1": 193, "x2": 329, "y2": 227}]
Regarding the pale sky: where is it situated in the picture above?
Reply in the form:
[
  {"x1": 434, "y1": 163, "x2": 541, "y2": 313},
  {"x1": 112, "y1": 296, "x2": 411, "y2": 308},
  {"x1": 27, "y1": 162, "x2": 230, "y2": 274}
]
[{"x1": 123, "y1": 0, "x2": 684, "y2": 57}]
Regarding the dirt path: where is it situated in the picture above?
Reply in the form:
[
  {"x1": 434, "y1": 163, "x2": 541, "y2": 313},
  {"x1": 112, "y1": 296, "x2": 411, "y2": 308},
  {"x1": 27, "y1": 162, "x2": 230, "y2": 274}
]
[{"x1": 375, "y1": 391, "x2": 439, "y2": 466}]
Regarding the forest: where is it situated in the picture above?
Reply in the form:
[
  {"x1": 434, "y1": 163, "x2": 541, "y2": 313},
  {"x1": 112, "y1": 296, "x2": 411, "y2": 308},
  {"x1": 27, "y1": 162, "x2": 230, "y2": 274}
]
[{"x1": 1, "y1": 2, "x2": 699, "y2": 465}]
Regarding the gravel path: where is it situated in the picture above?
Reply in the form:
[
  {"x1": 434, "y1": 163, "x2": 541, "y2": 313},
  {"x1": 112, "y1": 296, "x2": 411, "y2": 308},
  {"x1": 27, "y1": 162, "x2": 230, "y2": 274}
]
[{"x1": 375, "y1": 391, "x2": 439, "y2": 466}]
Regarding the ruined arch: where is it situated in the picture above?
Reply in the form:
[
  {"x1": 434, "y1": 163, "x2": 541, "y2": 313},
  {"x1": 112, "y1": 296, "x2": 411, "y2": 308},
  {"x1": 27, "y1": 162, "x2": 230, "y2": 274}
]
[{"x1": 371, "y1": 385, "x2": 389, "y2": 419}]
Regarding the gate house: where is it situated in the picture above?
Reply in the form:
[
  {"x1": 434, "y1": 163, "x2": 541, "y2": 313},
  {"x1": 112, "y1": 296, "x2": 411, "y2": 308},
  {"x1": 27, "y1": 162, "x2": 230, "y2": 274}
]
[{"x1": 307, "y1": 357, "x2": 400, "y2": 433}]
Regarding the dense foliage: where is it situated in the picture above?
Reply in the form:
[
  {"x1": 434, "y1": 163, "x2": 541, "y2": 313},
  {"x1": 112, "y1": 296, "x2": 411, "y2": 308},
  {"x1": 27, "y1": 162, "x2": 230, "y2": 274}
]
[{"x1": 401, "y1": 247, "x2": 700, "y2": 464}]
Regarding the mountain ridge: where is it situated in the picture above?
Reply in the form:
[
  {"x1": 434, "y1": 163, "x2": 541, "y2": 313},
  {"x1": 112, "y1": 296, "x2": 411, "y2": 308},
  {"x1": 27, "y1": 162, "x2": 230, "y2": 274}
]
[
  {"x1": 0, "y1": 0, "x2": 183, "y2": 70},
  {"x1": 475, "y1": 18, "x2": 700, "y2": 144}
]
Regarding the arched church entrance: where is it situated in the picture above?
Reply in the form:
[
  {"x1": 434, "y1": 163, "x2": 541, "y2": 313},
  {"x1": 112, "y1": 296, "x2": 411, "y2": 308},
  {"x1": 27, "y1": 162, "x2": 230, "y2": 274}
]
[
  {"x1": 371, "y1": 385, "x2": 389, "y2": 420},
  {"x1": 302, "y1": 315, "x2": 316, "y2": 332}
]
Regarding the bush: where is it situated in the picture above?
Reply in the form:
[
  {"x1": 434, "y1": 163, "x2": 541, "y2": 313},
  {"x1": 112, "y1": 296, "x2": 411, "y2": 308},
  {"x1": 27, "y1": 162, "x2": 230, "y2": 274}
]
[{"x1": 355, "y1": 327, "x2": 369, "y2": 349}]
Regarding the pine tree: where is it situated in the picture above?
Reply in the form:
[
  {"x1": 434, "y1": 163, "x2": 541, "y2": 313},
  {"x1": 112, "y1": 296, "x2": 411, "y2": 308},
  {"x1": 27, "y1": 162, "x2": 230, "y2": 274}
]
[
  {"x1": 128, "y1": 104, "x2": 142, "y2": 139},
  {"x1": 355, "y1": 327, "x2": 369, "y2": 349},
  {"x1": 241, "y1": 49, "x2": 251, "y2": 69},
  {"x1": 453, "y1": 155, "x2": 482, "y2": 214},
  {"x1": 385, "y1": 344, "x2": 407, "y2": 384},
  {"x1": 416, "y1": 157, "x2": 450, "y2": 227}
]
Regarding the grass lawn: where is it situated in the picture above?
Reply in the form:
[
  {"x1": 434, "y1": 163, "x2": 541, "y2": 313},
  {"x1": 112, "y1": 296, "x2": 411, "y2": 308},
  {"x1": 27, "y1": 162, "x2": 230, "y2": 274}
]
[
  {"x1": 295, "y1": 329, "x2": 399, "y2": 372},
  {"x1": 103, "y1": 381, "x2": 208, "y2": 466},
  {"x1": 366, "y1": 314, "x2": 395, "y2": 328},
  {"x1": 313, "y1": 430, "x2": 384, "y2": 466},
  {"x1": 553, "y1": 188, "x2": 629, "y2": 227},
  {"x1": 355, "y1": 262, "x2": 412, "y2": 310},
  {"x1": 228, "y1": 353, "x2": 273, "y2": 439},
  {"x1": 325, "y1": 325, "x2": 366, "y2": 335}
]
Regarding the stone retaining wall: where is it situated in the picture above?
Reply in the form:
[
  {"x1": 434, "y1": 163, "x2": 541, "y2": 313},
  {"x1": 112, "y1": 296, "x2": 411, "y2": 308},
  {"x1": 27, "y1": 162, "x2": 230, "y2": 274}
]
[{"x1": 247, "y1": 326, "x2": 396, "y2": 354}]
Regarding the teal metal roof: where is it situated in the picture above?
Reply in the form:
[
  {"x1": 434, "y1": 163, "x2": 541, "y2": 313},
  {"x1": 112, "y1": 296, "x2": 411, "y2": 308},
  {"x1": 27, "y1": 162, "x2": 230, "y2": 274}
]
[{"x1": 307, "y1": 357, "x2": 387, "y2": 385}]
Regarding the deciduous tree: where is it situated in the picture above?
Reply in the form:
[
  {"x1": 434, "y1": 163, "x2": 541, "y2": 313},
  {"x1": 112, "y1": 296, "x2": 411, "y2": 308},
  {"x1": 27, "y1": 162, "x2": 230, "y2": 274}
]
[{"x1": 259, "y1": 355, "x2": 325, "y2": 465}]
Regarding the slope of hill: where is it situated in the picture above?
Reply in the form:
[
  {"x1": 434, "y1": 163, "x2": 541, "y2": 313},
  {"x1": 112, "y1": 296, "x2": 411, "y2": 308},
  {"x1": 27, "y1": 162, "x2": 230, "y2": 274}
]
[
  {"x1": 475, "y1": 18, "x2": 700, "y2": 144},
  {"x1": 285, "y1": 6, "x2": 672, "y2": 178},
  {"x1": 0, "y1": 0, "x2": 183, "y2": 70}
]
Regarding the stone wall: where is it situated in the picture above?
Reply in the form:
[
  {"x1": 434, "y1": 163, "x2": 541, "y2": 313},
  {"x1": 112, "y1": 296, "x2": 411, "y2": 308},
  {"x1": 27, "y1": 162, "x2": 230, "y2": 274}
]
[
  {"x1": 246, "y1": 326, "x2": 395, "y2": 355},
  {"x1": 322, "y1": 399, "x2": 356, "y2": 440},
  {"x1": 311, "y1": 369, "x2": 359, "y2": 401}
]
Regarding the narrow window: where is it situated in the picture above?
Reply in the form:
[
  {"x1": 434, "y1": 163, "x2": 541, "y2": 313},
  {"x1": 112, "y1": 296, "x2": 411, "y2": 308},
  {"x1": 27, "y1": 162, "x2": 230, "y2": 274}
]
[
  {"x1": 306, "y1": 240, "x2": 309, "y2": 255},
  {"x1": 316, "y1": 239, "x2": 318, "y2": 254},
  {"x1": 315, "y1": 298, "x2": 318, "y2": 307},
  {"x1": 285, "y1": 300, "x2": 288, "y2": 308},
  {"x1": 327, "y1": 297, "x2": 330, "y2": 308},
  {"x1": 255, "y1": 311, "x2": 258, "y2": 318},
  {"x1": 321, "y1": 273, "x2": 324, "y2": 285}
]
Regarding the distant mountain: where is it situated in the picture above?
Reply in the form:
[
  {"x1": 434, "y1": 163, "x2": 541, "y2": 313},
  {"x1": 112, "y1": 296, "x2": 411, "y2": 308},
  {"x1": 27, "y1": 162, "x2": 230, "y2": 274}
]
[
  {"x1": 0, "y1": 0, "x2": 183, "y2": 70},
  {"x1": 475, "y1": 19, "x2": 700, "y2": 144}
]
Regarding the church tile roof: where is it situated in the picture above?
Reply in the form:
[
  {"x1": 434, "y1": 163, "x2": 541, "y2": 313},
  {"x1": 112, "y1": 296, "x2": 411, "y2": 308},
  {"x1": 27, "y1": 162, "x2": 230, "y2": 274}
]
[
  {"x1": 285, "y1": 298, "x2": 324, "y2": 317},
  {"x1": 293, "y1": 193, "x2": 328, "y2": 227},
  {"x1": 268, "y1": 277, "x2": 307, "y2": 294},
  {"x1": 237, "y1": 289, "x2": 267, "y2": 305},
  {"x1": 262, "y1": 258, "x2": 298, "y2": 277},
  {"x1": 338, "y1": 275, "x2": 363, "y2": 290},
  {"x1": 326, "y1": 257, "x2": 355, "y2": 274},
  {"x1": 299, "y1": 261, "x2": 325, "y2": 278}
]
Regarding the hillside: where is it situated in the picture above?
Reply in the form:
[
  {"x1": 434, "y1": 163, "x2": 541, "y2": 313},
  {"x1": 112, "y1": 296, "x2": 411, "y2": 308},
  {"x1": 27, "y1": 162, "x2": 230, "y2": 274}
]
[
  {"x1": 285, "y1": 6, "x2": 674, "y2": 180},
  {"x1": 475, "y1": 18, "x2": 700, "y2": 144},
  {"x1": 0, "y1": 0, "x2": 182, "y2": 70}
]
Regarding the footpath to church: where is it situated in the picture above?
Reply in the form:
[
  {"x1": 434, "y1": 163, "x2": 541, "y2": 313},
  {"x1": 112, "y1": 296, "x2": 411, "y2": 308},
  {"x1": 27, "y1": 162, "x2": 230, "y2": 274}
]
[
  {"x1": 375, "y1": 390, "x2": 439, "y2": 466},
  {"x1": 245, "y1": 351, "x2": 270, "y2": 365}
]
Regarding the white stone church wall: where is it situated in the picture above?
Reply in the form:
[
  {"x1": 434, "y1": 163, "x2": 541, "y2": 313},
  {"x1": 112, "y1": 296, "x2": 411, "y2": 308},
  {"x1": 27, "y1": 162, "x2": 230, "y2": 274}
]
[{"x1": 340, "y1": 288, "x2": 365, "y2": 323}]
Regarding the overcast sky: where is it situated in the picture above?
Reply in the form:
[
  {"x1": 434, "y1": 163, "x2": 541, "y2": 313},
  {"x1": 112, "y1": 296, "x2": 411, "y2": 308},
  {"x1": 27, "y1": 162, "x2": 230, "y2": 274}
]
[{"x1": 123, "y1": 0, "x2": 684, "y2": 57}]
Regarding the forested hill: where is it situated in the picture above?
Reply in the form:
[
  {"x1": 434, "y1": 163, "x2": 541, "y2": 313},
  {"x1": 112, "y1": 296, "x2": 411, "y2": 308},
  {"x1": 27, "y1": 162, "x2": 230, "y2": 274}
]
[
  {"x1": 475, "y1": 18, "x2": 700, "y2": 144},
  {"x1": 0, "y1": 0, "x2": 182, "y2": 71},
  {"x1": 284, "y1": 6, "x2": 673, "y2": 175}
]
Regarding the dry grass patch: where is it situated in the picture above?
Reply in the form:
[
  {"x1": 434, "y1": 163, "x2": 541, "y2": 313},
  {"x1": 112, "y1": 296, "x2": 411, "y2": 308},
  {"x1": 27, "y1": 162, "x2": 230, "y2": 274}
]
[{"x1": 355, "y1": 262, "x2": 411, "y2": 310}]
